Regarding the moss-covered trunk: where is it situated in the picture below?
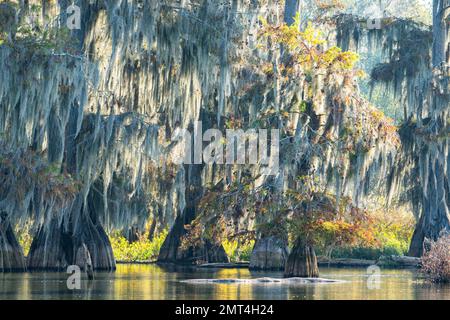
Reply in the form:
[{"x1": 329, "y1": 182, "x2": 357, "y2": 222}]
[
  {"x1": 158, "y1": 163, "x2": 228, "y2": 264},
  {"x1": 409, "y1": 143, "x2": 450, "y2": 257},
  {"x1": 409, "y1": 0, "x2": 450, "y2": 257}
]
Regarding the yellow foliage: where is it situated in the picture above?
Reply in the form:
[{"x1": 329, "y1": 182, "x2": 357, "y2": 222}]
[
  {"x1": 110, "y1": 230, "x2": 168, "y2": 262},
  {"x1": 259, "y1": 13, "x2": 360, "y2": 74},
  {"x1": 222, "y1": 239, "x2": 254, "y2": 262}
]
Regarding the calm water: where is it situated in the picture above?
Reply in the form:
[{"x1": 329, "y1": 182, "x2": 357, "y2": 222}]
[{"x1": 0, "y1": 264, "x2": 449, "y2": 300}]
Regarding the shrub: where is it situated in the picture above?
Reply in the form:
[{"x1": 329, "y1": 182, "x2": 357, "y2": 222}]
[
  {"x1": 110, "y1": 230, "x2": 168, "y2": 262},
  {"x1": 15, "y1": 222, "x2": 33, "y2": 257},
  {"x1": 326, "y1": 245, "x2": 406, "y2": 260},
  {"x1": 316, "y1": 207, "x2": 415, "y2": 260},
  {"x1": 420, "y1": 235, "x2": 450, "y2": 283},
  {"x1": 222, "y1": 240, "x2": 255, "y2": 262}
]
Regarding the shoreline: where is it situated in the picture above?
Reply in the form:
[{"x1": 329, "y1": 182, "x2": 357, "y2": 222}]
[{"x1": 116, "y1": 255, "x2": 421, "y2": 270}]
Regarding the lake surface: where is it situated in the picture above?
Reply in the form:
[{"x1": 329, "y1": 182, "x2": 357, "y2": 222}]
[{"x1": 0, "y1": 264, "x2": 449, "y2": 300}]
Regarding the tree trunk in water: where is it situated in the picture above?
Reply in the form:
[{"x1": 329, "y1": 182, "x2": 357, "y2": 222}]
[
  {"x1": 159, "y1": 157, "x2": 228, "y2": 264},
  {"x1": 0, "y1": 218, "x2": 26, "y2": 272},
  {"x1": 27, "y1": 214, "x2": 115, "y2": 271},
  {"x1": 157, "y1": 210, "x2": 189, "y2": 263},
  {"x1": 27, "y1": 98, "x2": 116, "y2": 271},
  {"x1": 409, "y1": 142, "x2": 450, "y2": 257},
  {"x1": 185, "y1": 239, "x2": 229, "y2": 265},
  {"x1": 158, "y1": 207, "x2": 228, "y2": 264},
  {"x1": 249, "y1": 236, "x2": 289, "y2": 270},
  {"x1": 284, "y1": 238, "x2": 319, "y2": 278}
]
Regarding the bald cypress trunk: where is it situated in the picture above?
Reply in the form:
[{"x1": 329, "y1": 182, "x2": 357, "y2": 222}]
[
  {"x1": 27, "y1": 97, "x2": 116, "y2": 270},
  {"x1": 159, "y1": 112, "x2": 229, "y2": 264},
  {"x1": 27, "y1": 213, "x2": 115, "y2": 271},
  {"x1": 409, "y1": 142, "x2": 450, "y2": 256},
  {"x1": 245, "y1": 1, "x2": 297, "y2": 272},
  {"x1": 158, "y1": 164, "x2": 228, "y2": 264},
  {"x1": 409, "y1": 0, "x2": 450, "y2": 257},
  {"x1": 0, "y1": 217, "x2": 26, "y2": 272},
  {"x1": 284, "y1": 238, "x2": 319, "y2": 278},
  {"x1": 158, "y1": 209, "x2": 228, "y2": 264},
  {"x1": 249, "y1": 236, "x2": 289, "y2": 271},
  {"x1": 431, "y1": 0, "x2": 450, "y2": 66}
]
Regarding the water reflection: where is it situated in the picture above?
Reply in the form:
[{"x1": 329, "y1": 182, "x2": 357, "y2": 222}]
[{"x1": 0, "y1": 265, "x2": 449, "y2": 300}]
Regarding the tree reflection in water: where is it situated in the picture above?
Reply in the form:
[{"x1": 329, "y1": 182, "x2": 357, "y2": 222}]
[{"x1": 0, "y1": 265, "x2": 449, "y2": 300}]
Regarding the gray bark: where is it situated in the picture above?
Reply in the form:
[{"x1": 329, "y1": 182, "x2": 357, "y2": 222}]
[
  {"x1": 0, "y1": 2, "x2": 17, "y2": 41},
  {"x1": 0, "y1": 216, "x2": 26, "y2": 272},
  {"x1": 409, "y1": 143, "x2": 450, "y2": 256},
  {"x1": 432, "y1": 0, "x2": 450, "y2": 66},
  {"x1": 410, "y1": 0, "x2": 450, "y2": 257},
  {"x1": 27, "y1": 211, "x2": 116, "y2": 271},
  {"x1": 249, "y1": 236, "x2": 289, "y2": 270},
  {"x1": 284, "y1": 0, "x2": 301, "y2": 25}
]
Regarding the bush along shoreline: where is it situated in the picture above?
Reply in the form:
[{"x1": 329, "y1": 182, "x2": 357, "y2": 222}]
[{"x1": 420, "y1": 235, "x2": 450, "y2": 283}]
